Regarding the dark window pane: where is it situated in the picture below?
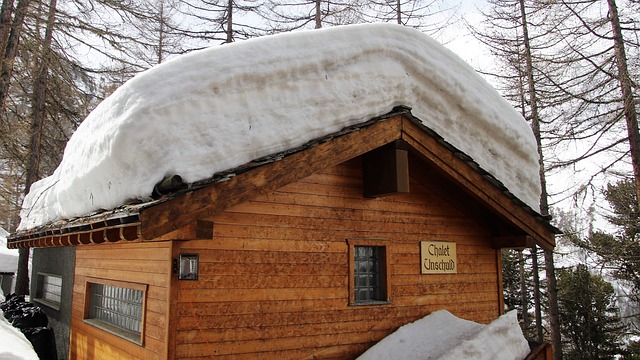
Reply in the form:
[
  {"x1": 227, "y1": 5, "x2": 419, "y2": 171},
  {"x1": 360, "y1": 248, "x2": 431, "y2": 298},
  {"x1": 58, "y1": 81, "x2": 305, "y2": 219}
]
[{"x1": 354, "y1": 246, "x2": 384, "y2": 303}]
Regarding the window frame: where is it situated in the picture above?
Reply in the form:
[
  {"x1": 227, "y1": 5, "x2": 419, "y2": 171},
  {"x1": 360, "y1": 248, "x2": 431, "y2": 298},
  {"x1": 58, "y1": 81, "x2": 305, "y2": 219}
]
[
  {"x1": 33, "y1": 272, "x2": 63, "y2": 310},
  {"x1": 347, "y1": 239, "x2": 391, "y2": 306},
  {"x1": 83, "y1": 277, "x2": 148, "y2": 345}
]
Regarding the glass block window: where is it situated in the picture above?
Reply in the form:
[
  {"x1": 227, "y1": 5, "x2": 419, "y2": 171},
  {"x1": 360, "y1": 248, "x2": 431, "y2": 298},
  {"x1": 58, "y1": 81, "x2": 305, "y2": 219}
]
[
  {"x1": 86, "y1": 280, "x2": 146, "y2": 343},
  {"x1": 348, "y1": 241, "x2": 389, "y2": 305},
  {"x1": 354, "y1": 246, "x2": 384, "y2": 302},
  {"x1": 35, "y1": 273, "x2": 62, "y2": 309}
]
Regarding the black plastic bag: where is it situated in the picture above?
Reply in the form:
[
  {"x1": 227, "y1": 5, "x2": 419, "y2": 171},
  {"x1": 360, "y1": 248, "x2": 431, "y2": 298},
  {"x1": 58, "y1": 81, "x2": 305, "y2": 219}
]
[
  {"x1": 4, "y1": 301, "x2": 36, "y2": 321},
  {"x1": 21, "y1": 327, "x2": 58, "y2": 360},
  {"x1": 11, "y1": 305, "x2": 49, "y2": 329},
  {"x1": 0, "y1": 293, "x2": 25, "y2": 312}
]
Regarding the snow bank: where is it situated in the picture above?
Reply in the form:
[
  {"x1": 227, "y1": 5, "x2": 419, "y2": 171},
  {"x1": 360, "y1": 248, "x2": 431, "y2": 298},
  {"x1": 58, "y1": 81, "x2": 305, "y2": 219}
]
[
  {"x1": 0, "y1": 296, "x2": 39, "y2": 360},
  {"x1": 18, "y1": 23, "x2": 541, "y2": 230},
  {"x1": 357, "y1": 310, "x2": 530, "y2": 360}
]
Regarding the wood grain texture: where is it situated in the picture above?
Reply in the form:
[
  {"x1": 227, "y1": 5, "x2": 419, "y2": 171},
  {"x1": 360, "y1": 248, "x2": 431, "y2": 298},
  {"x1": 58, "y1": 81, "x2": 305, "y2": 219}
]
[
  {"x1": 169, "y1": 159, "x2": 504, "y2": 359},
  {"x1": 69, "y1": 242, "x2": 172, "y2": 360}
]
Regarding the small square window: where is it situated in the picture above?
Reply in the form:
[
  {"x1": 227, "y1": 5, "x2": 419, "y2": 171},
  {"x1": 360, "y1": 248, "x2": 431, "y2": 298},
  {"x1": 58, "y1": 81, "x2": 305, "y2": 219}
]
[
  {"x1": 348, "y1": 240, "x2": 390, "y2": 305},
  {"x1": 84, "y1": 278, "x2": 147, "y2": 345},
  {"x1": 34, "y1": 273, "x2": 62, "y2": 310}
]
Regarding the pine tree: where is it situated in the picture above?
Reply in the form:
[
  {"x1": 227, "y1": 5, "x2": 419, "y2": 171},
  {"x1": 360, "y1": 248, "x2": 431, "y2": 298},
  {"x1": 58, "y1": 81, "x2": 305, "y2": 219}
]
[
  {"x1": 558, "y1": 264, "x2": 627, "y2": 359},
  {"x1": 588, "y1": 180, "x2": 640, "y2": 307}
]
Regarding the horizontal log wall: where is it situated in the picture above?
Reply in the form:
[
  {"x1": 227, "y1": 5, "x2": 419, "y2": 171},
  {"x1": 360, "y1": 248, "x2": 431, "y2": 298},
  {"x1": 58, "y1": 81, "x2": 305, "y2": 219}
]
[
  {"x1": 172, "y1": 158, "x2": 501, "y2": 359},
  {"x1": 70, "y1": 242, "x2": 172, "y2": 359}
]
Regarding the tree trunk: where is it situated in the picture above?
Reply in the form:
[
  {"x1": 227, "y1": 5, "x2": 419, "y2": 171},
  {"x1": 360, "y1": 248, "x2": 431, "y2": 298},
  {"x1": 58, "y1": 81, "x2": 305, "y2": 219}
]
[
  {"x1": 157, "y1": 1, "x2": 164, "y2": 63},
  {"x1": 518, "y1": 0, "x2": 561, "y2": 353},
  {"x1": 10, "y1": 0, "x2": 33, "y2": 296},
  {"x1": 531, "y1": 246, "x2": 543, "y2": 342},
  {"x1": 545, "y1": 249, "x2": 562, "y2": 359},
  {"x1": 14, "y1": 249, "x2": 29, "y2": 294},
  {"x1": 518, "y1": 250, "x2": 531, "y2": 334},
  {"x1": 0, "y1": 0, "x2": 14, "y2": 59},
  {"x1": 314, "y1": 0, "x2": 321, "y2": 28},
  {"x1": 16, "y1": 0, "x2": 58, "y2": 297},
  {"x1": 226, "y1": 0, "x2": 233, "y2": 43},
  {"x1": 0, "y1": 0, "x2": 31, "y2": 113},
  {"x1": 606, "y1": 0, "x2": 640, "y2": 209}
]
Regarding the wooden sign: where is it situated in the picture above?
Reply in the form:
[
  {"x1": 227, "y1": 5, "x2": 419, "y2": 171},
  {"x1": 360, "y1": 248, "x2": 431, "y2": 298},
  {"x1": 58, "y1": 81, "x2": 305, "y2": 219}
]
[{"x1": 421, "y1": 241, "x2": 457, "y2": 274}]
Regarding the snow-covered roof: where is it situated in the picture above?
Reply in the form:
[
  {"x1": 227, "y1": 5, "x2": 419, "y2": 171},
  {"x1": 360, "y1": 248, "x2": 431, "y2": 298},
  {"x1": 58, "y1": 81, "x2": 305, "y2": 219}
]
[{"x1": 18, "y1": 23, "x2": 541, "y2": 231}]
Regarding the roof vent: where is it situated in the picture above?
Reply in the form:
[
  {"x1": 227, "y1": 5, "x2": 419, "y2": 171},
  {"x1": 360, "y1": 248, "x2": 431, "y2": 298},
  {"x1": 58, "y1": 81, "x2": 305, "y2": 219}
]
[{"x1": 152, "y1": 175, "x2": 185, "y2": 198}]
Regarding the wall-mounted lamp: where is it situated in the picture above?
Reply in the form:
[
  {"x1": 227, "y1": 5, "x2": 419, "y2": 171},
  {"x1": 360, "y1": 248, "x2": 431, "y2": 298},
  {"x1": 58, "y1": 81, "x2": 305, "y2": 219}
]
[{"x1": 178, "y1": 254, "x2": 199, "y2": 280}]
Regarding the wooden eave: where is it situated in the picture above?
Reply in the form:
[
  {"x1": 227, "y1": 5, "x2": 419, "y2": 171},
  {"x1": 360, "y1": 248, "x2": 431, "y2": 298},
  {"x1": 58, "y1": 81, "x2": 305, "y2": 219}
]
[
  {"x1": 8, "y1": 107, "x2": 557, "y2": 250},
  {"x1": 7, "y1": 213, "x2": 142, "y2": 249}
]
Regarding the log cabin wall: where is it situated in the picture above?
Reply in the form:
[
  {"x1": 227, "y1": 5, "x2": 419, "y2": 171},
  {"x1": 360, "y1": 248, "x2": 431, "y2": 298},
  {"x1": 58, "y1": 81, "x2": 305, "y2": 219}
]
[
  {"x1": 171, "y1": 157, "x2": 503, "y2": 359},
  {"x1": 70, "y1": 241, "x2": 173, "y2": 359}
]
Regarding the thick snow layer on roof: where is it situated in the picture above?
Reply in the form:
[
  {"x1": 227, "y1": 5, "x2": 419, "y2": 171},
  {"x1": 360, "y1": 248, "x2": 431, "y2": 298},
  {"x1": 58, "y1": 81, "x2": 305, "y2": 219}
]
[
  {"x1": 357, "y1": 310, "x2": 530, "y2": 360},
  {"x1": 18, "y1": 23, "x2": 541, "y2": 230}
]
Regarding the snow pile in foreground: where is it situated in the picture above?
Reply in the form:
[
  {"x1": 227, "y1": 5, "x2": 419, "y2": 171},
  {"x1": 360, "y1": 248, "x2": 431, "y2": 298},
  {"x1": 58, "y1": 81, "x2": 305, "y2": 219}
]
[
  {"x1": 0, "y1": 296, "x2": 39, "y2": 360},
  {"x1": 18, "y1": 23, "x2": 541, "y2": 231},
  {"x1": 357, "y1": 310, "x2": 530, "y2": 360}
]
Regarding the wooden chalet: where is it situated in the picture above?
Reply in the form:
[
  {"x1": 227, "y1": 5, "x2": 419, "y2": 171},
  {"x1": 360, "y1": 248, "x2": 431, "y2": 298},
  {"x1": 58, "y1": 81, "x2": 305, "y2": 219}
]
[{"x1": 8, "y1": 107, "x2": 557, "y2": 359}]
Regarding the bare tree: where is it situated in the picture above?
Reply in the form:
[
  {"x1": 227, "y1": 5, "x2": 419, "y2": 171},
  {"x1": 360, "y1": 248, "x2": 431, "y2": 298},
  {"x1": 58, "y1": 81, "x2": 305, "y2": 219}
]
[
  {"x1": 177, "y1": 0, "x2": 263, "y2": 43},
  {"x1": 543, "y1": 0, "x2": 639, "y2": 205},
  {"x1": 0, "y1": 0, "x2": 31, "y2": 114},
  {"x1": 260, "y1": 0, "x2": 365, "y2": 31},
  {"x1": 361, "y1": 0, "x2": 458, "y2": 38},
  {"x1": 470, "y1": 0, "x2": 563, "y2": 355}
]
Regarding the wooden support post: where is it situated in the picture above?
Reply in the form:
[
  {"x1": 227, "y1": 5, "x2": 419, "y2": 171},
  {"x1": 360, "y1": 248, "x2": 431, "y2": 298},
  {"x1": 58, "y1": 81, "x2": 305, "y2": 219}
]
[{"x1": 363, "y1": 140, "x2": 410, "y2": 197}]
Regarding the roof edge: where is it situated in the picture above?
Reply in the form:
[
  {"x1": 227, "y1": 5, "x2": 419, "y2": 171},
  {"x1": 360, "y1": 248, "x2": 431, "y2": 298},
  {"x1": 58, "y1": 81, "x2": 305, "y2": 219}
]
[{"x1": 8, "y1": 106, "x2": 558, "y2": 248}]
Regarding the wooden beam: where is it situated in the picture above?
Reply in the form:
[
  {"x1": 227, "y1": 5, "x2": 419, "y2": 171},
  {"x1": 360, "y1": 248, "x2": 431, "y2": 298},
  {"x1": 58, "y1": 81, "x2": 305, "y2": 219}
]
[
  {"x1": 492, "y1": 235, "x2": 535, "y2": 249},
  {"x1": 363, "y1": 140, "x2": 410, "y2": 197},
  {"x1": 5, "y1": 223, "x2": 141, "y2": 248},
  {"x1": 139, "y1": 115, "x2": 405, "y2": 240},
  {"x1": 196, "y1": 220, "x2": 214, "y2": 239}
]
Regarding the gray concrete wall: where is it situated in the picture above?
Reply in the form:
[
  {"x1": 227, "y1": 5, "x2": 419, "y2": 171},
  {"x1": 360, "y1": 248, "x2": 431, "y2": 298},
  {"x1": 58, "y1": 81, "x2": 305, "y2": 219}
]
[{"x1": 31, "y1": 246, "x2": 76, "y2": 360}]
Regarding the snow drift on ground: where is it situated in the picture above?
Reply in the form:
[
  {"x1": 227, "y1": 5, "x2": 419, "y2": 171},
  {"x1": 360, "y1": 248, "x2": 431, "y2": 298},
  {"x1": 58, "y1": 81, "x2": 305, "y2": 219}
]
[
  {"x1": 0, "y1": 296, "x2": 39, "y2": 360},
  {"x1": 357, "y1": 310, "x2": 530, "y2": 360},
  {"x1": 18, "y1": 23, "x2": 541, "y2": 230}
]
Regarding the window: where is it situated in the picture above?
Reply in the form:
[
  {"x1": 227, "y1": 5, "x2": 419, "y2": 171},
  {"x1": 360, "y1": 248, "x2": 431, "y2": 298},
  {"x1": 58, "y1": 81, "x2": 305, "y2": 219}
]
[
  {"x1": 34, "y1": 273, "x2": 62, "y2": 310},
  {"x1": 348, "y1": 239, "x2": 390, "y2": 305},
  {"x1": 84, "y1": 279, "x2": 147, "y2": 344}
]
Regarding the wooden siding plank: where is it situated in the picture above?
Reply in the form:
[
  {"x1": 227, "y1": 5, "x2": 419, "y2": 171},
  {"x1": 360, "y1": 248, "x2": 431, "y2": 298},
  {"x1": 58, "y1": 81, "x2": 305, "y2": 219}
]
[
  {"x1": 71, "y1": 243, "x2": 172, "y2": 359},
  {"x1": 169, "y1": 159, "x2": 505, "y2": 359}
]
